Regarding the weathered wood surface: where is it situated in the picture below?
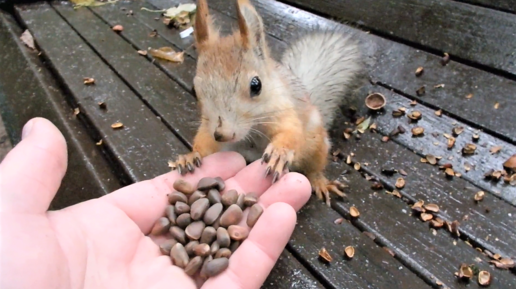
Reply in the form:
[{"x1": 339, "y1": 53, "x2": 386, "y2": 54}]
[
  {"x1": 84, "y1": 0, "x2": 516, "y2": 284},
  {"x1": 46, "y1": 1, "x2": 433, "y2": 287},
  {"x1": 11, "y1": 2, "x2": 328, "y2": 288},
  {"x1": 14, "y1": 2, "x2": 190, "y2": 182},
  {"x1": 211, "y1": 0, "x2": 516, "y2": 145},
  {"x1": 453, "y1": 0, "x2": 516, "y2": 14},
  {"x1": 9, "y1": 0, "x2": 516, "y2": 287},
  {"x1": 0, "y1": 10, "x2": 121, "y2": 210},
  {"x1": 278, "y1": 0, "x2": 516, "y2": 77}
]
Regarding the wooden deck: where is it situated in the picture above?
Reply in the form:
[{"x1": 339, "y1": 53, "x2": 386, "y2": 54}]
[{"x1": 1, "y1": 0, "x2": 515, "y2": 288}]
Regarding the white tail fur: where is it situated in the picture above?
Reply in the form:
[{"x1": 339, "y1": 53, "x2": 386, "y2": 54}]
[{"x1": 281, "y1": 28, "x2": 363, "y2": 129}]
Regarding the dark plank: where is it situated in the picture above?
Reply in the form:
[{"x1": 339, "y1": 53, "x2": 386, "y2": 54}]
[
  {"x1": 14, "y1": 2, "x2": 190, "y2": 183},
  {"x1": 262, "y1": 250, "x2": 325, "y2": 289},
  {"x1": 209, "y1": 0, "x2": 516, "y2": 146},
  {"x1": 0, "y1": 10, "x2": 121, "y2": 210},
  {"x1": 87, "y1": 1, "x2": 516, "y2": 286},
  {"x1": 121, "y1": 0, "x2": 516, "y2": 262},
  {"x1": 279, "y1": 0, "x2": 516, "y2": 77},
  {"x1": 326, "y1": 84, "x2": 516, "y2": 261},
  {"x1": 82, "y1": 2, "x2": 434, "y2": 288},
  {"x1": 453, "y1": 0, "x2": 516, "y2": 14},
  {"x1": 44, "y1": 2, "x2": 329, "y2": 288},
  {"x1": 204, "y1": 0, "x2": 516, "y2": 199},
  {"x1": 326, "y1": 161, "x2": 516, "y2": 288}
]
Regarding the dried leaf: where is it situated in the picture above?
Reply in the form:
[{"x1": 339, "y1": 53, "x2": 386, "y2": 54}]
[
  {"x1": 149, "y1": 47, "x2": 185, "y2": 63},
  {"x1": 20, "y1": 30, "x2": 35, "y2": 50},
  {"x1": 356, "y1": 116, "x2": 372, "y2": 132},
  {"x1": 71, "y1": 0, "x2": 118, "y2": 9}
]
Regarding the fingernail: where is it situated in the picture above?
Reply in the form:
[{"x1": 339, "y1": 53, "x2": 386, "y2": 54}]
[{"x1": 21, "y1": 119, "x2": 34, "y2": 139}]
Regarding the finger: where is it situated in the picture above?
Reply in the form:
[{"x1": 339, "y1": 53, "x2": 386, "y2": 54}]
[
  {"x1": 101, "y1": 151, "x2": 246, "y2": 233},
  {"x1": 0, "y1": 118, "x2": 67, "y2": 214},
  {"x1": 201, "y1": 202, "x2": 297, "y2": 289}
]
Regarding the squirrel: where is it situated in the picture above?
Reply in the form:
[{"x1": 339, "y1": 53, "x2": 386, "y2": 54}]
[{"x1": 169, "y1": 0, "x2": 363, "y2": 206}]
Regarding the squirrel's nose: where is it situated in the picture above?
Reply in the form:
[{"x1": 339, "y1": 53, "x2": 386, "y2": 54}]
[{"x1": 214, "y1": 129, "x2": 236, "y2": 142}]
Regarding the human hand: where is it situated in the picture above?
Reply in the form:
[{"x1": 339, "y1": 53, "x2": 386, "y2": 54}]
[{"x1": 0, "y1": 117, "x2": 312, "y2": 289}]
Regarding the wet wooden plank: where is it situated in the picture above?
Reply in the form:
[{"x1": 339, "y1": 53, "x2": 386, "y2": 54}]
[
  {"x1": 51, "y1": 1, "x2": 200, "y2": 144},
  {"x1": 104, "y1": 0, "x2": 516, "y2": 263},
  {"x1": 325, "y1": 84, "x2": 516, "y2": 261},
  {"x1": 263, "y1": 250, "x2": 325, "y2": 289},
  {"x1": 87, "y1": 0, "x2": 516, "y2": 284},
  {"x1": 278, "y1": 0, "x2": 516, "y2": 77},
  {"x1": 454, "y1": 0, "x2": 516, "y2": 14},
  {"x1": 14, "y1": 2, "x2": 190, "y2": 182},
  {"x1": 25, "y1": 3, "x2": 331, "y2": 288},
  {"x1": 208, "y1": 0, "x2": 516, "y2": 145},
  {"x1": 0, "y1": 10, "x2": 121, "y2": 210},
  {"x1": 82, "y1": 2, "x2": 435, "y2": 288},
  {"x1": 326, "y1": 161, "x2": 516, "y2": 288}
]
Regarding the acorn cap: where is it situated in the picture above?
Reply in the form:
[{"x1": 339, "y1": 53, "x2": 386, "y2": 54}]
[{"x1": 365, "y1": 93, "x2": 386, "y2": 110}]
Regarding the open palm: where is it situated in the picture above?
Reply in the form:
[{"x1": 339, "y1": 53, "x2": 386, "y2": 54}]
[{"x1": 0, "y1": 118, "x2": 312, "y2": 289}]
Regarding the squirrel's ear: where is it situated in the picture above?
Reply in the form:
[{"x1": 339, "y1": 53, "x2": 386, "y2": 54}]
[
  {"x1": 194, "y1": 0, "x2": 216, "y2": 50},
  {"x1": 236, "y1": 0, "x2": 267, "y2": 59}
]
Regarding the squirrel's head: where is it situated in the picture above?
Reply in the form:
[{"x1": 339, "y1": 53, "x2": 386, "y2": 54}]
[{"x1": 192, "y1": 0, "x2": 275, "y2": 143}]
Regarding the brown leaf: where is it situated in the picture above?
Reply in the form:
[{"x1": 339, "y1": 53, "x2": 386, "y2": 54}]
[{"x1": 149, "y1": 47, "x2": 185, "y2": 63}]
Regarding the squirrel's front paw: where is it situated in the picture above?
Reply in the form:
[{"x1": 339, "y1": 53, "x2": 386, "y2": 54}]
[
  {"x1": 168, "y1": 151, "x2": 203, "y2": 175},
  {"x1": 261, "y1": 143, "x2": 295, "y2": 183}
]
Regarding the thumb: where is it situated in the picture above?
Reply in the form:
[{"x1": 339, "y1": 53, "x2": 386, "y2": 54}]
[{"x1": 0, "y1": 117, "x2": 68, "y2": 214}]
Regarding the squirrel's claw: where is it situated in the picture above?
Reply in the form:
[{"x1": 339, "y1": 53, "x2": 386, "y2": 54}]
[
  {"x1": 169, "y1": 151, "x2": 204, "y2": 175},
  {"x1": 262, "y1": 143, "x2": 294, "y2": 184},
  {"x1": 311, "y1": 175, "x2": 347, "y2": 207}
]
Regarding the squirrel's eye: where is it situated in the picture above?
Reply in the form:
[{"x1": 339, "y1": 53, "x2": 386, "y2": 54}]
[{"x1": 250, "y1": 76, "x2": 261, "y2": 97}]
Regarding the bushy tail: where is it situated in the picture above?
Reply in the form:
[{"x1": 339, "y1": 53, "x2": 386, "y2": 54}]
[{"x1": 281, "y1": 26, "x2": 363, "y2": 129}]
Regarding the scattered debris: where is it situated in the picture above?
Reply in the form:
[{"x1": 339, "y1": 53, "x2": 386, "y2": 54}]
[
  {"x1": 96, "y1": 139, "x2": 103, "y2": 145},
  {"x1": 112, "y1": 24, "x2": 124, "y2": 32},
  {"x1": 474, "y1": 191, "x2": 485, "y2": 202},
  {"x1": 411, "y1": 127, "x2": 424, "y2": 136},
  {"x1": 318, "y1": 247, "x2": 332, "y2": 263},
  {"x1": 98, "y1": 102, "x2": 106, "y2": 109},
  {"x1": 73, "y1": 108, "x2": 80, "y2": 116},
  {"x1": 435, "y1": 109, "x2": 442, "y2": 116},
  {"x1": 478, "y1": 271, "x2": 491, "y2": 286},
  {"x1": 489, "y1": 146, "x2": 502, "y2": 154},
  {"x1": 423, "y1": 203, "x2": 439, "y2": 213},
  {"x1": 441, "y1": 52, "x2": 450, "y2": 66},
  {"x1": 494, "y1": 102, "x2": 499, "y2": 109},
  {"x1": 334, "y1": 218, "x2": 344, "y2": 225},
  {"x1": 83, "y1": 77, "x2": 95, "y2": 85},
  {"x1": 111, "y1": 122, "x2": 124, "y2": 129},
  {"x1": 344, "y1": 246, "x2": 355, "y2": 259},
  {"x1": 395, "y1": 177, "x2": 405, "y2": 189},
  {"x1": 415, "y1": 66, "x2": 424, "y2": 77},
  {"x1": 149, "y1": 47, "x2": 185, "y2": 63},
  {"x1": 71, "y1": 0, "x2": 118, "y2": 9},
  {"x1": 462, "y1": 143, "x2": 477, "y2": 155},
  {"x1": 457, "y1": 263, "x2": 474, "y2": 280},
  {"x1": 503, "y1": 155, "x2": 516, "y2": 172},
  {"x1": 20, "y1": 30, "x2": 35, "y2": 50},
  {"x1": 465, "y1": 93, "x2": 473, "y2": 99},
  {"x1": 434, "y1": 84, "x2": 445, "y2": 89},
  {"x1": 365, "y1": 93, "x2": 386, "y2": 110},
  {"x1": 356, "y1": 117, "x2": 372, "y2": 133},
  {"x1": 452, "y1": 126, "x2": 464, "y2": 136},
  {"x1": 416, "y1": 86, "x2": 426, "y2": 96},
  {"x1": 472, "y1": 134, "x2": 480, "y2": 142},
  {"x1": 407, "y1": 111, "x2": 422, "y2": 121},
  {"x1": 349, "y1": 206, "x2": 360, "y2": 218},
  {"x1": 137, "y1": 50, "x2": 148, "y2": 56}
]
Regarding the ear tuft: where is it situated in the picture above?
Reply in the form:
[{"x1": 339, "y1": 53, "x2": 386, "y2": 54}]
[
  {"x1": 194, "y1": 0, "x2": 216, "y2": 50},
  {"x1": 236, "y1": 0, "x2": 268, "y2": 59}
]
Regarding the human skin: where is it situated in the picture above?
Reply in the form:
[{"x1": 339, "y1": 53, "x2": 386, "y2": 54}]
[{"x1": 0, "y1": 117, "x2": 312, "y2": 289}]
